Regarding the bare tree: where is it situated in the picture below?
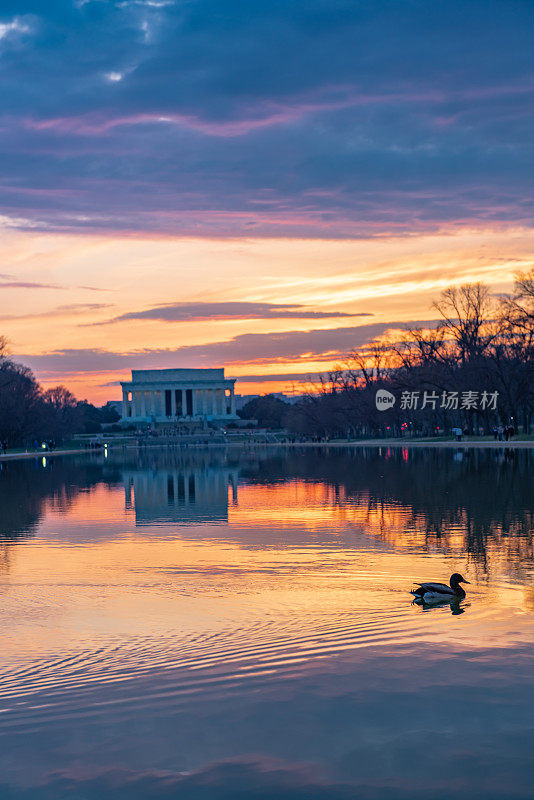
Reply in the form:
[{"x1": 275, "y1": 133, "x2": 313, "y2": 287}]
[
  {"x1": 501, "y1": 268, "x2": 534, "y2": 332},
  {"x1": 286, "y1": 280, "x2": 532, "y2": 439},
  {"x1": 433, "y1": 283, "x2": 498, "y2": 364}
]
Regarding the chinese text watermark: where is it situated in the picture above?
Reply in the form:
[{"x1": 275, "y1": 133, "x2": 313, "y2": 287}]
[{"x1": 376, "y1": 389, "x2": 499, "y2": 412}]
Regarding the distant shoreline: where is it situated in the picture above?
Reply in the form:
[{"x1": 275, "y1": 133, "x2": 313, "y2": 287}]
[
  {"x1": 0, "y1": 449, "x2": 84, "y2": 462},
  {"x1": 285, "y1": 438, "x2": 534, "y2": 450},
  {"x1": 1, "y1": 437, "x2": 534, "y2": 462}
]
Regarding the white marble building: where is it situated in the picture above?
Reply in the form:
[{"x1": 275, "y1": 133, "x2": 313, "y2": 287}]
[{"x1": 121, "y1": 368, "x2": 237, "y2": 424}]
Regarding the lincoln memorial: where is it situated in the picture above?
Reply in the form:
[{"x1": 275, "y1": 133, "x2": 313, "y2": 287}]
[{"x1": 121, "y1": 368, "x2": 237, "y2": 424}]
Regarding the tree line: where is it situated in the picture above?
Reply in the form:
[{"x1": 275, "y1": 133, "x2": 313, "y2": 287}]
[
  {"x1": 243, "y1": 271, "x2": 534, "y2": 439},
  {"x1": 0, "y1": 337, "x2": 119, "y2": 447}
]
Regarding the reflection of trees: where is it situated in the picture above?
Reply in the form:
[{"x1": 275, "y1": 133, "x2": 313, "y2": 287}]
[
  {"x1": 2, "y1": 447, "x2": 533, "y2": 577},
  {"x1": 0, "y1": 458, "x2": 122, "y2": 541},
  {"x1": 239, "y1": 447, "x2": 534, "y2": 574}
]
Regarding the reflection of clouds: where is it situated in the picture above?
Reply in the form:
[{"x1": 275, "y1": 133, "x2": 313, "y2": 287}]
[
  {"x1": 0, "y1": 759, "x2": 342, "y2": 800},
  {"x1": 0, "y1": 544, "x2": 11, "y2": 575},
  {"x1": 3, "y1": 645, "x2": 534, "y2": 799}
]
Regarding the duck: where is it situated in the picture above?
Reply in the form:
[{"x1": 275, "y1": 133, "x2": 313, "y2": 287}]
[{"x1": 411, "y1": 573, "x2": 470, "y2": 602}]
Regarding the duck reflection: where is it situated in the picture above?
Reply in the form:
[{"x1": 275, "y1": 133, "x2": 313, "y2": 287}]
[{"x1": 413, "y1": 596, "x2": 468, "y2": 615}]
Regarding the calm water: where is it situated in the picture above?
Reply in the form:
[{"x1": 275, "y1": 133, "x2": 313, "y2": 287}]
[{"x1": 0, "y1": 446, "x2": 533, "y2": 799}]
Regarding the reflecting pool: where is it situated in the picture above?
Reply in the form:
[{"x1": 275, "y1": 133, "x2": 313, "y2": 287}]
[{"x1": 0, "y1": 446, "x2": 533, "y2": 799}]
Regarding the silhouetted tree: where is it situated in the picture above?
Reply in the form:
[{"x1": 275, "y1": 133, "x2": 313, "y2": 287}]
[
  {"x1": 285, "y1": 278, "x2": 534, "y2": 439},
  {"x1": 238, "y1": 395, "x2": 290, "y2": 428},
  {"x1": 0, "y1": 338, "x2": 121, "y2": 446}
]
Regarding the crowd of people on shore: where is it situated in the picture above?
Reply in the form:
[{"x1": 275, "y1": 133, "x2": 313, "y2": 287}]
[{"x1": 493, "y1": 425, "x2": 515, "y2": 442}]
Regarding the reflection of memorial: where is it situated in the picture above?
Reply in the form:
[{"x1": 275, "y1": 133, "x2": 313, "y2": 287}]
[{"x1": 124, "y1": 462, "x2": 239, "y2": 525}]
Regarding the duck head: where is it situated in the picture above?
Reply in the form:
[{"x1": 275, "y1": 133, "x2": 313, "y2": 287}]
[{"x1": 450, "y1": 573, "x2": 470, "y2": 587}]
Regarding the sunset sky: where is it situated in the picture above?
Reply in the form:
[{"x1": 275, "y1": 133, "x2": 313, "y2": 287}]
[{"x1": 1, "y1": 0, "x2": 534, "y2": 403}]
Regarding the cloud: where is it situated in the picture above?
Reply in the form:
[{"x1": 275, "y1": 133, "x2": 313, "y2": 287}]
[
  {"x1": 233, "y1": 372, "x2": 324, "y2": 384},
  {"x1": 0, "y1": 303, "x2": 113, "y2": 322},
  {"x1": 16, "y1": 319, "x2": 437, "y2": 378},
  {"x1": 98, "y1": 379, "x2": 123, "y2": 387},
  {"x1": 57, "y1": 303, "x2": 111, "y2": 312},
  {"x1": 0, "y1": 280, "x2": 65, "y2": 289},
  {"x1": 94, "y1": 301, "x2": 369, "y2": 325},
  {"x1": 0, "y1": 17, "x2": 31, "y2": 42},
  {"x1": 0, "y1": 272, "x2": 66, "y2": 290},
  {"x1": 0, "y1": 1, "x2": 533, "y2": 236},
  {"x1": 0, "y1": 273, "x2": 107, "y2": 292},
  {"x1": 0, "y1": 272, "x2": 110, "y2": 292}
]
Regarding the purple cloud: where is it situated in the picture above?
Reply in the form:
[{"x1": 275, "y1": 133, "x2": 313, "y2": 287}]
[
  {"x1": 231, "y1": 372, "x2": 324, "y2": 384},
  {"x1": 0, "y1": 2, "x2": 532, "y2": 236},
  {"x1": 16, "y1": 319, "x2": 438, "y2": 380},
  {"x1": 0, "y1": 303, "x2": 113, "y2": 322},
  {"x1": 0, "y1": 273, "x2": 108, "y2": 292},
  {"x1": 92, "y1": 301, "x2": 369, "y2": 325},
  {"x1": 0, "y1": 272, "x2": 65, "y2": 290}
]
